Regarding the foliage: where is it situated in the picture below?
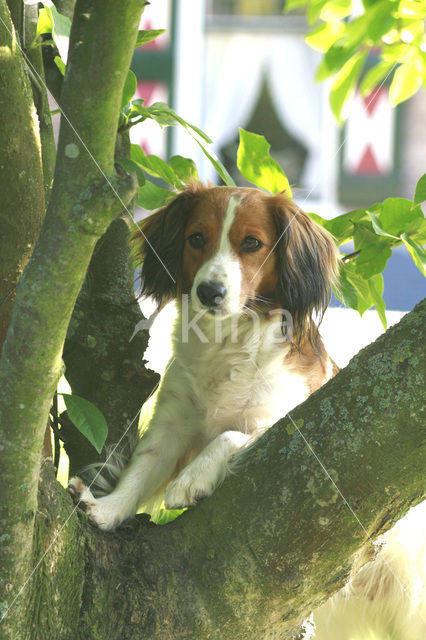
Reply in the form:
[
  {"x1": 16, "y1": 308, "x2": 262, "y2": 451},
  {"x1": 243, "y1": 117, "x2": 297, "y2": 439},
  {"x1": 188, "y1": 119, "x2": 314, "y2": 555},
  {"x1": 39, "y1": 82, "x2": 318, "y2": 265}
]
[
  {"x1": 236, "y1": 130, "x2": 425, "y2": 330},
  {"x1": 61, "y1": 394, "x2": 108, "y2": 454},
  {"x1": 285, "y1": 0, "x2": 426, "y2": 121},
  {"x1": 237, "y1": 128, "x2": 292, "y2": 196}
]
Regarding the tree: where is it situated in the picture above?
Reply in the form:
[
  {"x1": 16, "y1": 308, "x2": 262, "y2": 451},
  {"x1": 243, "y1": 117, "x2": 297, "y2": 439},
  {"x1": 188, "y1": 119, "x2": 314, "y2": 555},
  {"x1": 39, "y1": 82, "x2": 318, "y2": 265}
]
[{"x1": 0, "y1": 1, "x2": 424, "y2": 639}]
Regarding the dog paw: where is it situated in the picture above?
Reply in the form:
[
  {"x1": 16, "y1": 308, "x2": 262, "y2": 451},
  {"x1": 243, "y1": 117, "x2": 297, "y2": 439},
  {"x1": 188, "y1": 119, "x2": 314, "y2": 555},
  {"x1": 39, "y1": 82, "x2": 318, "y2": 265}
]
[
  {"x1": 68, "y1": 476, "x2": 105, "y2": 527},
  {"x1": 164, "y1": 471, "x2": 213, "y2": 510},
  {"x1": 68, "y1": 477, "x2": 126, "y2": 531},
  {"x1": 68, "y1": 476, "x2": 96, "y2": 509}
]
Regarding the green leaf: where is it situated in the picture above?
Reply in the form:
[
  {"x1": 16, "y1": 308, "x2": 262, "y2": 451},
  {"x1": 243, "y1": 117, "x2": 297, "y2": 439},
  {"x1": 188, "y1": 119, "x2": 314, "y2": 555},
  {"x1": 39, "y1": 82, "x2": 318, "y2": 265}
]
[
  {"x1": 192, "y1": 137, "x2": 235, "y2": 186},
  {"x1": 130, "y1": 145, "x2": 180, "y2": 187},
  {"x1": 414, "y1": 173, "x2": 426, "y2": 204},
  {"x1": 360, "y1": 61, "x2": 394, "y2": 97},
  {"x1": 61, "y1": 394, "x2": 108, "y2": 454},
  {"x1": 131, "y1": 102, "x2": 212, "y2": 143},
  {"x1": 305, "y1": 22, "x2": 345, "y2": 53},
  {"x1": 320, "y1": 0, "x2": 353, "y2": 22},
  {"x1": 403, "y1": 217, "x2": 426, "y2": 244},
  {"x1": 366, "y1": 210, "x2": 399, "y2": 239},
  {"x1": 54, "y1": 55, "x2": 66, "y2": 76},
  {"x1": 368, "y1": 274, "x2": 387, "y2": 329},
  {"x1": 330, "y1": 51, "x2": 367, "y2": 122},
  {"x1": 40, "y1": 1, "x2": 71, "y2": 63},
  {"x1": 339, "y1": 262, "x2": 373, "y2": 315},
  {"x1": 169, "y1": 156, "x2": 198, "y2": 183},
  {"x1": 365, "y1": 0, "x2": 396, "y2": 40},
  {"x1": 321, "y1": 208, "x2": 369, "y2": 244},
  {"x1": 353, "y1": 224, "x2": 393, "y2": 278},
  {"x1": 400, "y1": 233, "x2": 426, "y2": 276},
  {"x1": 389, "y1": 62, "x2": 423, "y2": 106},
  {"x1": 136, "y1": 181, "x2": 171, "y2": 210},
  {"x1": 378, "y1": 197, "x2": 423, "y2": 236},
  {"x1": 397, "y1": 0, "x2": 426, "y2": 19},
  {"x1": 307, "y1": 0, "x2": 329, "y2": 24},
  {"x1": 284, "y1": 0, "x2": 308, "y2": 12},
  {"x1": 153, "y1": 508, "x2": 185, "y2": 525},
  {"x1": 129, "y1": 103, "x2": 234, "y2": 185},
  {"x1": 355, "y1": 242, "x2": 393, "y2": 279},
  {"x1": 307, "y1": 212, "x2": 328, "y2": 227},
  {"x1": 316, "y1": 43, "x2": 358, "y2": 82},
  {"x1": 135, "y1": 29, "x2": 166, "y2": 47},
  {"x1": 35, "y1": 7, "x2": 53, "y2": 40},
  {"x1": 335, "y1": 264, "x2": 359, "y2": 310},
  {"x1": 116, "y1": 157, "x2": 146, "y2": 186},
  {"x1": 121, "y1": 70, "x2": 137, "y2": 109},
  {"x1": 237, "y1": 129, "x2": 292, "y2": 196}
]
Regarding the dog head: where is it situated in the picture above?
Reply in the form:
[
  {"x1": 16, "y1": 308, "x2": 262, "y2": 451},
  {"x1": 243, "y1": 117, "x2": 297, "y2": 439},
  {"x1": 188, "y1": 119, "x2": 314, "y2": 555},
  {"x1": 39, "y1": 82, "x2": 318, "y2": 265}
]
[{"x1": 132, "y1": 182, "x2": 339, "y2": 344}]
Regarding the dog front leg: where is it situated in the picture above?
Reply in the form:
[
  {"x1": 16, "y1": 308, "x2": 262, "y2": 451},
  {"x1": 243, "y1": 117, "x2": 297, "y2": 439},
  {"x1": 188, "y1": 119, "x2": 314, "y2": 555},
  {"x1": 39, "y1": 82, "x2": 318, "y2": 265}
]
[
  {"x1": 165, "y1": 430, "x2": 250, "y2": 509},
  {"x1": 69, "y1": 427, "x2": 186, "y2": 530}
]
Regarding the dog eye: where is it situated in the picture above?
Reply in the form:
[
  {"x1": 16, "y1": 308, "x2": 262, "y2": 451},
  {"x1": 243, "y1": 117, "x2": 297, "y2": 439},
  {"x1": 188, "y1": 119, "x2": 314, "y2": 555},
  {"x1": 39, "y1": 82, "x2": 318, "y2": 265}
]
[
  {"x1": 241, "y1": 236, "x2": 263, "y2": 252},
  {"x1": 188, "y1": 232, "x2": 205, "y2": 249}
]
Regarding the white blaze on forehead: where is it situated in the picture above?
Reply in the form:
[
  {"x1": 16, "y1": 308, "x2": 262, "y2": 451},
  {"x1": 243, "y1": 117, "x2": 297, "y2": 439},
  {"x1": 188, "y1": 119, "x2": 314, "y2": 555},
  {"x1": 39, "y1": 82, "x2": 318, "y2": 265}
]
[
  {"x1": 191, "y1": 193, "x2": 243, "y2": 315},
  {"x1": 218, "y1": 194, "x2": 239, "y2": 254}
]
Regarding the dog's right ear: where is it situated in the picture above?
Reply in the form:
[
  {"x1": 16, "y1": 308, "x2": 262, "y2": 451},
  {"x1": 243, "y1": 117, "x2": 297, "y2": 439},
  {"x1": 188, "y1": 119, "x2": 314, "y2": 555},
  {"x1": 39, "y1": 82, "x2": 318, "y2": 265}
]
[{"x1": 130, "y1": 184, "x2": 203, "y2": 306}]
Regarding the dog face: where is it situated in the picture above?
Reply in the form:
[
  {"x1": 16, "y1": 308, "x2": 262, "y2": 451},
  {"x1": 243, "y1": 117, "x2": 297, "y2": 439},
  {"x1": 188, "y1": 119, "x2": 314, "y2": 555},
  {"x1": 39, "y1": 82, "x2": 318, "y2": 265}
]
[
  {"x1": 132, "y1": 182, "x2": 339, "y2": 341},
  {"x1": 182, "y1": 187, "x2": 280, "y2": 317}
]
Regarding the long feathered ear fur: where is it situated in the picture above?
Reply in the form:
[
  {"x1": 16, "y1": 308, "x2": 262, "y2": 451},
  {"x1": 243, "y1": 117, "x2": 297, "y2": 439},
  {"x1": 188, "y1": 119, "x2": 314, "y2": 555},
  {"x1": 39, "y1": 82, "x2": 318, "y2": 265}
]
[
  {"x1": 270, "y1": 194, "x2": 340, "y2": 348},
  {"x1": 130, "y1": 183, "x2": 204, "y2": 306}
]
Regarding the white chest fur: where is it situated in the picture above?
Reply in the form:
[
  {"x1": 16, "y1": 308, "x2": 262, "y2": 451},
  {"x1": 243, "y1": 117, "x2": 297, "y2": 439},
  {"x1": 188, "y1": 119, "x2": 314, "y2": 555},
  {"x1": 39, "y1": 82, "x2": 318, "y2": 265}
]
[{"x1": 163, "y1": 309, "x2": 309, "y2": 439}]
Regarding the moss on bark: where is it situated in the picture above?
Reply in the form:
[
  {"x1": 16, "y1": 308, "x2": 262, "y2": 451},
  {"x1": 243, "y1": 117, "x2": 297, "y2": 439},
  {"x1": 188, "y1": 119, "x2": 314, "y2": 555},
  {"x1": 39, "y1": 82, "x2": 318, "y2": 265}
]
[
  {"x1": 0, "y1": 0, "x2": 45, "y2": 349},
  {"x1": 0, "y1": 2, "x2": 146, "y2": 637}
]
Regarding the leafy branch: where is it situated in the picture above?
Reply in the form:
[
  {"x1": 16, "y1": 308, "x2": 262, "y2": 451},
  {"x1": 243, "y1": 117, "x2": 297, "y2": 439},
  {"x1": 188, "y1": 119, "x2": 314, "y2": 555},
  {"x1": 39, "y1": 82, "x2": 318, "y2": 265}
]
[{"x1": 285, "y1": 0, "x2": 426, "y2": 121}]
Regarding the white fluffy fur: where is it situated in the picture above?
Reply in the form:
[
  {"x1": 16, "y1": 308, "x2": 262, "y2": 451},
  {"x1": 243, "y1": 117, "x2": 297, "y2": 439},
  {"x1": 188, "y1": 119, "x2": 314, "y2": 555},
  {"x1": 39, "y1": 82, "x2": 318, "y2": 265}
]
[
  {"x1": 69, "y1": 309, "x2": 309, "y2": 530},
  {"x1": 310, "y1": 500, "x2": 426, "y2": 640}
]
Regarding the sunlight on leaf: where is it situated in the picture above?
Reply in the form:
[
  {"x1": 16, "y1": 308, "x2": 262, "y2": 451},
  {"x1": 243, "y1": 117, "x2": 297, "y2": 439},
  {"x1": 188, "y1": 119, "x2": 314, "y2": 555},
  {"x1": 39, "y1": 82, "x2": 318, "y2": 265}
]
[
  {"x1": 237, "y1": 129, "x2": 292, "y2": 196},
  {"x1": 389, "y1": 63, "x2": 423, "y2": 106},
  {"x1": 330, "y1": 51, "x2": 367, "y2": 122},
  {"x1": 400, "y1": 233, "x2": 426, "y2": 276}
]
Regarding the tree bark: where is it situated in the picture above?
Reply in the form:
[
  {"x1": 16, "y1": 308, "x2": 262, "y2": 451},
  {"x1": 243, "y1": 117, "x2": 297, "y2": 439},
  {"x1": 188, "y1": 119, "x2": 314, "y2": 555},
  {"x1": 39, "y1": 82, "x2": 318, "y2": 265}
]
[
  {"x1": 0, "y1": 0, "x2": 45, "y2": 348},
  {"x1": 0, "y1": 2, "x2": 145, "y2": 637},
  {"x1": 62, "y1": 214, "x2": 159, "y2": 476},
  {"x1": 4, "y1": 299, "x2": 424, "y2": 640},
  {"x1": 61, "y1": 130, "x2": 159, "y2": 475}
]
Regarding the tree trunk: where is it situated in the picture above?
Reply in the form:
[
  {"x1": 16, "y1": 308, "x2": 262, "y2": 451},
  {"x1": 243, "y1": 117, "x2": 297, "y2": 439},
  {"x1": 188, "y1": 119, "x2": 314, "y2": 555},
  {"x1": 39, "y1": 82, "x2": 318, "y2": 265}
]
[
  {"x1": 61, "y1": 130, "x2": 159, "y2": 475},
  {"x1": 4, "y1": 299, "x2": 424, "y2": 640},
  {"x1": 62, "y1": 214, "x2": 159, "y2": 475},
  {"x1": 0, "y1": 0, "x2": 45, "y2": 348},
  {"x1": 0, "y1": 2, "x2": 145, "y2": 637}
]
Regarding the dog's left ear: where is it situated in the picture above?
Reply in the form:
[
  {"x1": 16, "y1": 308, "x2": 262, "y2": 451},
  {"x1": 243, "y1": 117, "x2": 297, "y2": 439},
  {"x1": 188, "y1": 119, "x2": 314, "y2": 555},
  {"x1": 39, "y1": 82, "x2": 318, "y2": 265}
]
[
  {"x1": 270, "y1": 194, "x2": 339, "y2": 344},
  {"x1": 130, "y1": 183, "x2": 204, "y2": 306}
]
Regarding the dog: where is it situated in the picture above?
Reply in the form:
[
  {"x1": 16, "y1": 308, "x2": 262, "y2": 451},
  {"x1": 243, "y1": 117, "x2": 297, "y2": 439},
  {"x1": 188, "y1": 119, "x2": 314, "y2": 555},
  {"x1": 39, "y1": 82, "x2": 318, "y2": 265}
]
[
  {"x1": 68, "y1": 182, "x2": 425, "y2": 638},
  {"x1": 69, "y1": 182, "x2": 339, "y2": 530}
]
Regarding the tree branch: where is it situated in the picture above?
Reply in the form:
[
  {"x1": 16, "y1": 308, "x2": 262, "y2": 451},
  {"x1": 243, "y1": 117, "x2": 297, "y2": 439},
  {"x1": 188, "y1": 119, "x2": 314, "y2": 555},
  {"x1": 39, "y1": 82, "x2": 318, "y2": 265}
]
[
  {"x1": 0, "y1": 0, "x2": 45, "y2": 348},
  {"x1": 24, "y1": 299, "x2": 426, "y2": 639},
  {"x1": 0, "y1": 2, "x2": 145, "y2": 636}
]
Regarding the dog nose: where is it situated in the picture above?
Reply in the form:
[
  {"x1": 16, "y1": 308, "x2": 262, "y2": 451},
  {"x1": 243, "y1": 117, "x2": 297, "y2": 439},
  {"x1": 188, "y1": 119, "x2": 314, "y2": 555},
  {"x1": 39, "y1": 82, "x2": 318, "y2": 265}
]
[{"x1": 196, "y1": 281, "x2": 227, "y2": 308}]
